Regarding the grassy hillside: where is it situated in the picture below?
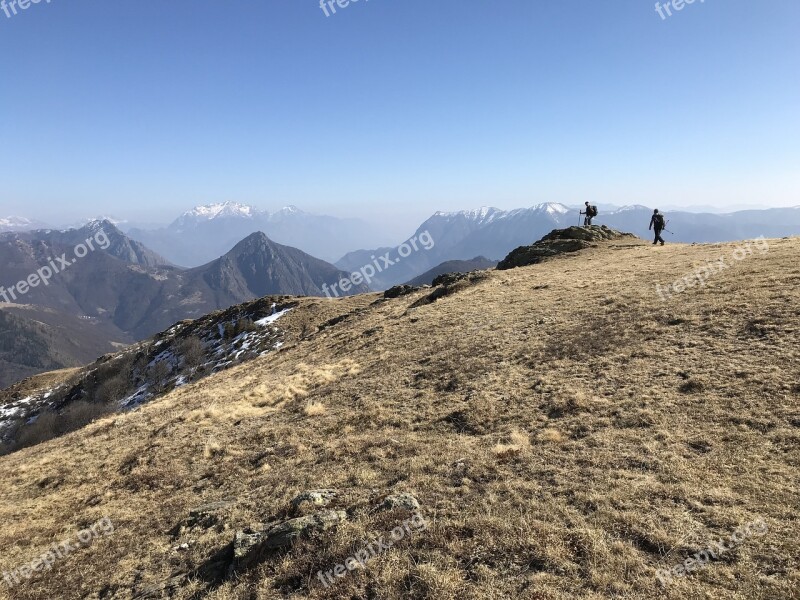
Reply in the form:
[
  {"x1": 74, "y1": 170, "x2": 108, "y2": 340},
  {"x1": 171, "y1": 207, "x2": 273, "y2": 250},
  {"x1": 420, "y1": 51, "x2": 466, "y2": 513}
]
[{"x1": 0, "y1": 234, "x2": 797, "y2": 600}]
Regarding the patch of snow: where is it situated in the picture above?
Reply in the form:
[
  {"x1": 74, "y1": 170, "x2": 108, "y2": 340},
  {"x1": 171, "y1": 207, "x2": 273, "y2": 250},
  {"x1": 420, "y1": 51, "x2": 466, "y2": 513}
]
[{"x1": 255, "y1": 308, "x2": 292, "y2": 326}]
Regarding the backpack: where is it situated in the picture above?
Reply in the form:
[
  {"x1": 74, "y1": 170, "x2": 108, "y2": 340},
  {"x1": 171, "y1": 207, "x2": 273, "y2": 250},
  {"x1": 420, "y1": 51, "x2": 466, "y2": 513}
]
[
  {"x1": 654, "y1": 214, "x2": 665, "y2": 228},
  {"x1": 588, "y1": 205, "x2": 598, "y2": 217}
]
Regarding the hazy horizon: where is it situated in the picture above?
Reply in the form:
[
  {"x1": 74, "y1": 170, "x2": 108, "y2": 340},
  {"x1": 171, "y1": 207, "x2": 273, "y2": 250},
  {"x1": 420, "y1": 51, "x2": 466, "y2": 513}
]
[{"x1": 4, "y1": 200, "x2": 799, "y2": 239}]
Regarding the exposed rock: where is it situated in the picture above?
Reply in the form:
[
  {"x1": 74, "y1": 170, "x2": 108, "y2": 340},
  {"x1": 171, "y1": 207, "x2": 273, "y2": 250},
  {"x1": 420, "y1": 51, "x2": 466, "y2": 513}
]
[
  {"x1": 497, "y1": 226, "x2": 637, "y2": 271},
  {"x1": 232, "y1": 510, "x2": 348, "y2": 570},
  {"x1": 291, "y1": 489, "x2": 337, "y2": 514},
  {"x1": 431, "y1": 272, "x2": 469, "y2": 287},
  {"x1": 379, "y1": 493, "x2": 421, "y2": 512},
  {"x1": 406, "y1": 257, "x2": 497, "y2": 287},
  {"x1": 169, "y1": 500, "x2": 235, "y2": 537},
  {"x1": 409, "y1": 272, "x2": 488, "y2": 309},
  {"x1": 384, "y1": 285, "x2": 419, "y2": 299}
]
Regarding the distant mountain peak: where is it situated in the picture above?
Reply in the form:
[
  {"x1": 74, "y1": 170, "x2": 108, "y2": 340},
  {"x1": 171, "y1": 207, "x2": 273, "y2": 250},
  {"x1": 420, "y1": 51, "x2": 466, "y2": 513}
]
[
  {"x1": 611, "y1": 205, "x2": 651, "y2": 213},
  {"x1": 234, "y1": 231, "x2": 272, "y2": 246},
  {"x1": 0, "y1": 216, "x2": 49, "y2": 232},
  {"x1": 0, "y1": 216, "x2": 34, "y2": 227},
  {"x1": 183, "y1": 201, "x2": 261, "y2": 221},
  {"x1": 85, "y1": 218, "x2": 118, "y2": 230},
  {"x1": 277, "y1": 205, "x2": 303, "y2": 215},
  {"x1": 433, "y1": 207, "x2": 503, "y2": 223},
  {"x1": 533, "y1": 203, "x2": 571, "y2": 215}
]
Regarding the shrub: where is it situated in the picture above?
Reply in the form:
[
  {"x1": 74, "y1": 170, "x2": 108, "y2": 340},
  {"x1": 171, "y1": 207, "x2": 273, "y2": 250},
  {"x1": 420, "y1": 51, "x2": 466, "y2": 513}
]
[
  {"x1": 148, "y1": 360, "x2": 172, "y2": 393},
  {"x1": 95, "y1": 374, "x2": 131, "y2": 404},
  {"x1": 178, "y1": 336, "x2": 206, "y2": 371},
  {"x1": 235, "y1": 318, "x2": 256, "y2": 336}
]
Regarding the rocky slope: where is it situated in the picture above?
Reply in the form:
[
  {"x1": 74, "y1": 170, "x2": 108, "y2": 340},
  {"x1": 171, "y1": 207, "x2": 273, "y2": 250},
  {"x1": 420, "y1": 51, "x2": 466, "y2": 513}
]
[{"x1": 405, "y1": 257, "x2": 497, "y2": 287}]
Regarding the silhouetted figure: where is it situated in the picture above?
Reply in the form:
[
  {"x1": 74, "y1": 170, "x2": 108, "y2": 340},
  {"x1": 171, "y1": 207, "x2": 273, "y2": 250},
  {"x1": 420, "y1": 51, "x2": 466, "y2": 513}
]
[
  {"x1": 580, "y1": 202, "x2": 598, "y2": 226},
  {"x1": 649, "y1": 209, "x2": 666, "y2": 246}
]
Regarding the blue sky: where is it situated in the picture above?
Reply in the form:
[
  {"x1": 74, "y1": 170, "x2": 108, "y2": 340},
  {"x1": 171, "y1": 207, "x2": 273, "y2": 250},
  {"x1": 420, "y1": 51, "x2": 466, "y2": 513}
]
[{"x1": 0, "y1": 0, "x2": 798, "y2": 230}]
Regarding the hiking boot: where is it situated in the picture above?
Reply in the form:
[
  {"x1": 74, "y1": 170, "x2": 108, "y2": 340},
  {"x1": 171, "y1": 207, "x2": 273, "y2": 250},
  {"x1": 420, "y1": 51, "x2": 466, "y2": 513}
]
[{"x1": 660, "y1": 241, "x2": 665, "y2": 246}]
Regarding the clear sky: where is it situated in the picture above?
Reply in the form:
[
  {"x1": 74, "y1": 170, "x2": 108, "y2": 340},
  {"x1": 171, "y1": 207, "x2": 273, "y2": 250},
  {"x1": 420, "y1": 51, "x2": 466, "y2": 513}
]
[{"x1": 0, "y1": 0, "x2": 798, "y2": 230}]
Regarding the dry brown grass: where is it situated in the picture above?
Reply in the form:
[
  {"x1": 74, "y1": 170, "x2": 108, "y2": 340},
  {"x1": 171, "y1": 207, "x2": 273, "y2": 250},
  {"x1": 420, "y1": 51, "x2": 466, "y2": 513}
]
[{"x1": 0, "y1": 236, "x2": 798, "y2": 599}]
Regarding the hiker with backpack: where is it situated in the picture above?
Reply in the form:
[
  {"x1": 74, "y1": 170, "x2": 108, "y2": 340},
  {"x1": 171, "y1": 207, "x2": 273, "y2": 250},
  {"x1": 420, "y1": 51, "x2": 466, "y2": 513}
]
[
  {"x1": 580, "y1": 202, "x2": 598, "y2": 226},
  {"x1": 649, "y1": 209, "x2": 666, "y2": 246}
]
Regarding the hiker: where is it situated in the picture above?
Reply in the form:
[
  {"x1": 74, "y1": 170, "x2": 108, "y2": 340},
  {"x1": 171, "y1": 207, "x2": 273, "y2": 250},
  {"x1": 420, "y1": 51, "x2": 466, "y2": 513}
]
[
  {"x1": 649, "y1": 209, "x2": 666, "y2": 246},
  {"x1": 580, "y1": 202, "x2": 598, "y2": 226}
]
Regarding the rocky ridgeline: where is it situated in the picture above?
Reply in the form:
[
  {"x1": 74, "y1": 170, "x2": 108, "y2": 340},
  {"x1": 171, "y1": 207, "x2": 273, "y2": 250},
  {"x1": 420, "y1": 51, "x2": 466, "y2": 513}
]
[
  {"x1": 497, "y1": 225, "x2": 636, "y2": 270},
  {"x1": 0, "y1": 296, "x2": 298, "y2": 454}
]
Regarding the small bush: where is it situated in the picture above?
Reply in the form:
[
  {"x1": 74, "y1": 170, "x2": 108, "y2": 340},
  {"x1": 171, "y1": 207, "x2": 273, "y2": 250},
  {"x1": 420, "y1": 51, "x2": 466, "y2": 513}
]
[
  {"x1": 95, "y1": 373, "x2": 131, "y2": 404},
  {"x1": 235, "y1": 318, "x2": 256, "y2": 336},
  {"x1": 679, "y1": 379, "x2": 706, "y2": 394},
  {"x1": 13, "y1": 401, "x2": 112, "y2": 452},
  {"x1": 178, "y1": 336, "x2": 206, "y2": 371},
  {"x1": 148, "y1": 361, "x2": 172, "y2": 393}
]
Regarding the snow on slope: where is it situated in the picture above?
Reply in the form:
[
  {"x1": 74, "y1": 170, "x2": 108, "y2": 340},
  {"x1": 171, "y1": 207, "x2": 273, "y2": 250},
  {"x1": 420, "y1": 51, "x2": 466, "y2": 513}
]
[{"x1": 0, "y1": 303, "x2": 295, "y2": 440}]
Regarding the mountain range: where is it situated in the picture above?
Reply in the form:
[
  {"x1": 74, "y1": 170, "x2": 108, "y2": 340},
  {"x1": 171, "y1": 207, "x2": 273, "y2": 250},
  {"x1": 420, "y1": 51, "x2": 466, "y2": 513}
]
[
  {"x1": 6, "y1": 201, "x2": 799, "y2": 278},
  {"x1": 0, "y1": 221, "x2": 367, "y2": 387},
  {"x1": 124, "y1": 202, "x2": 387, "y2": 266}
]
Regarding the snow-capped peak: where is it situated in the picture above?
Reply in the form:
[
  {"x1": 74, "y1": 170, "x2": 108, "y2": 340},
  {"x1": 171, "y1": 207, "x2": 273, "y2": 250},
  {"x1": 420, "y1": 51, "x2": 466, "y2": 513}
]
[
  {"x1": 433, "y1": 207, "x2": 504, "y2": 224},
  {"x1": 611, "y1": 205, "x2": 650, "y2": 213},
  {"x1": 268, "y1": 205, "x2": 308, "y2": 220},
  {"x1": 168, "y1": 201, "x2": 268, "y2": 231},
  {"x1": 0, "y1": 216, "x2": 48, "y2": 232},
  {"x1": 0, "y1": 216, "x2": 34, "y2": 227},
  {"x1": 533, "y1": 203, "x2": 571, "y2": 215},
  {"x1": 183, "y1": 201, "x2": 260, "y2": 221}
]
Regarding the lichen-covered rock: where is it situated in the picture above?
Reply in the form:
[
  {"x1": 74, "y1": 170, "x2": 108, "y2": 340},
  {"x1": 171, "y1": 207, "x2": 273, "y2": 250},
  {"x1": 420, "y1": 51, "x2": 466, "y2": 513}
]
[
  {"x1": 497, "y1": 226, "x2": 636, "y2": 271},
  {"x1": 290, "y1": 489, "x2": 337, "y2": 513},
  {"x1": 379, "y1": 492, "x2": 421, "y2": 512},
  {"x1": 233, "y1": 510, "x2": 348, "y2": 569}
]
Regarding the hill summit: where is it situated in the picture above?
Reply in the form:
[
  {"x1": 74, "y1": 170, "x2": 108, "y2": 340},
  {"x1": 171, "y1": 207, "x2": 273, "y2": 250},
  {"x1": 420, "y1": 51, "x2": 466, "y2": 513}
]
[{"x1": 498, "y1": 225, "x2": 636, "y2": 270}]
